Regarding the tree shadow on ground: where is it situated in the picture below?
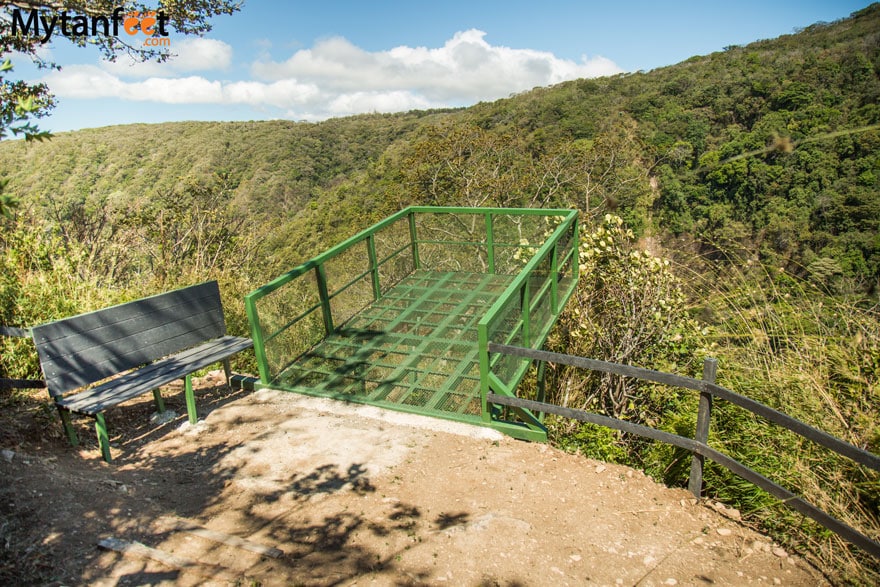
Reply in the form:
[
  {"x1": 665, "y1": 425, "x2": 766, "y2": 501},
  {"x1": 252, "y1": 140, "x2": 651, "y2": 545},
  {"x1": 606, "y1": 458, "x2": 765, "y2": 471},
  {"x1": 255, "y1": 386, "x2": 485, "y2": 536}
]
[
  {"x1": 1, "y1": 377, "x2": 255, "y2": 460},
  {"x1": 0, "y1": 380, "x2": 459, "y2": 585},
  {"x1": 100, "y1": 455, "x2": 435, "y2": 585}
]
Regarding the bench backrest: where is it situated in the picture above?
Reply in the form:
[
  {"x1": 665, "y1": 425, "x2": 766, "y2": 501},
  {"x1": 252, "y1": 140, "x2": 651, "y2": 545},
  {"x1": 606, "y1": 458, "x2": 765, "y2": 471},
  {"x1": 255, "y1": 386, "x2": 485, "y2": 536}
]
[{"x1": 32, "y1": 281, "x2": 227, "y2": 397}]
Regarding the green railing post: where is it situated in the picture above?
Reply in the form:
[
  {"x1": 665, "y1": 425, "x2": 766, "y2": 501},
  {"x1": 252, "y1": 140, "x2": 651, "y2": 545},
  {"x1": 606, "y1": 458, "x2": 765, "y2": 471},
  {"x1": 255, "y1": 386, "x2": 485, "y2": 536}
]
[
  {"x1": 244, "y1": 295, "x2": 271, "y2": 384},
  {"x1": 689, "y1": 357, "x2": 718, "y2": 497},
  {"x1": 485, "y1": 212, "x2": 495, "y2": 274},
  {"x1": 408, "y1": 210, "x2": 421, "y2": 270},
  {"x1": 521, "y1": 280, "x2": 531, "y2": 348},
  {"x1": 367, "y1": 234, "x2": 381, "y2": 300},
  {"x1": 315, "y1": 264, "x2": 334, "y2": 335},
  {"x1": 550, "y1": 241, "x2": 559, "y2": 314},
  {"x1": 478, "y1": 322, "x2": 492, "y2": 423},
  {"x1": 536, "y1": 360, "x2": 547, "y2": 423}
]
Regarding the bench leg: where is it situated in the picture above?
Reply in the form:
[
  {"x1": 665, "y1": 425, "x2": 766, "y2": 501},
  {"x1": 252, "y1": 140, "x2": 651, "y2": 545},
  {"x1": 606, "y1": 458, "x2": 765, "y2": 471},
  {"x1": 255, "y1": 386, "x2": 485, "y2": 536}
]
[
  {"x1": 184, "y1": 374, "x2": 198, "y2": 425},
  {"x1": 57, "y1": 406, "x2": 79, "y2": 447},
  {"x1": 152, "y1": 389, "x2": 166, "y2": 413},
  {"x1": 95, "y1": 413, "x2": 112, "y2": 463},
  {"x1": 222, "y1": 358, "x2": 232, "y2": 390}
]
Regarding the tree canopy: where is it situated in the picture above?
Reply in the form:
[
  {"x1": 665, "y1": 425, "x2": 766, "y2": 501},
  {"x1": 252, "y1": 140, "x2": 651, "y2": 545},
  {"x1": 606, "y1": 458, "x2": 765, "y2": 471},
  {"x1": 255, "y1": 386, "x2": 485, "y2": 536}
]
[
  {"x1": 0, "y1": 0, "x2": 242, "y2": 215},
  {"x1": 0, "y1": 0, "x2": 241, "y2": 123}
]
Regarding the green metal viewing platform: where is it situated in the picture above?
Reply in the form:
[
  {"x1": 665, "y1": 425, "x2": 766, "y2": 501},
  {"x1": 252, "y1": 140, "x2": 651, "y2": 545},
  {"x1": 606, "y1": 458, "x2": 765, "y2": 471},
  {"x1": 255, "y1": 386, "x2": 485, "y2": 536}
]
[{"x1": 245, "y1": 207, "x2": 579, "y2": 440}]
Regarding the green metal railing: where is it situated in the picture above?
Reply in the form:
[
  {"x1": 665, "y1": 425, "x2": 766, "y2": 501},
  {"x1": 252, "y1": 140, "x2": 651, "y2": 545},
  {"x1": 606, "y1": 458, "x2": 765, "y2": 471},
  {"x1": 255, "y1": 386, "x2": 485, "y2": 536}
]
[
  {"x1": 245, "y1": 206, "x2": 578, "y2": 434},
  {"x1": 245, "y1": 208, "x2": 413, "y2": 383},
  {"x1": 478, "y1": 211, "x2": 578, "y2": 439}
]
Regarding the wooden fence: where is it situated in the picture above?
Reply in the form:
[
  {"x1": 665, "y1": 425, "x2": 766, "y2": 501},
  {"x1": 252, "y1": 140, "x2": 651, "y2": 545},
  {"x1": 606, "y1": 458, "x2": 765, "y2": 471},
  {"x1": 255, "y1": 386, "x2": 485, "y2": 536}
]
[
  {"x1": 0, "y1": 325, "x2": 46, "y2": 390},
  {"x1": 487, "y1": 342, "x2": 880, "y2": 559}
]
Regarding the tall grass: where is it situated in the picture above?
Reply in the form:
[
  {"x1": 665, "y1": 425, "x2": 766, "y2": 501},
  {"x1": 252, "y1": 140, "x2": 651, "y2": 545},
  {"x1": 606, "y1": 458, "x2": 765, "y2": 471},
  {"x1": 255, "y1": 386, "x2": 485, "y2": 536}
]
[{"x1": 673, "y1": 244, "x2": 879, "y2": 583}]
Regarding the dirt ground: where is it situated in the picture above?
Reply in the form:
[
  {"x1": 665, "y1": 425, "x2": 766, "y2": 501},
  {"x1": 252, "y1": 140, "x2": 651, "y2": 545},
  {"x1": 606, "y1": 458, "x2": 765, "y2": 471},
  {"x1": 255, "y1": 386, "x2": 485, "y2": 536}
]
[{"x1": 0, "y1": 371, "x2": 828, "y2": 586}]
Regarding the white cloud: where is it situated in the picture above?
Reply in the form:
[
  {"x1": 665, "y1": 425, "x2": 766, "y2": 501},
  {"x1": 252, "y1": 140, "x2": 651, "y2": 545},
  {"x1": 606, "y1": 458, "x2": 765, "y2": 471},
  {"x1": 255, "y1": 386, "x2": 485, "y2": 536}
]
[
  {"x1": 40, "y1": 30, "x2": 622, "y2": 120},
  {"x1": 171, "y1": 38, "x2": 233, "y2": 71},
  {"x1": 44, "y1": 65, "x2": 320, "y2": 107},
  {"x1": 44, "y1": 65, "x2": 222, "y2": 102},
  {"x1": 222, "y1": 79, "x2": 321, "y2": 109},
  {"x1": 252, "y1": 29, "x2": 622, "y2": 103},
  {"x1": 101, "y1": 38, "x2": 233, "y2": 77},
  {"x1": 327, "y1": 91, "x2": 434, "y2": 116},
  {"x1": 43, "y1": 65, "x2": 121, "y2": 99}
]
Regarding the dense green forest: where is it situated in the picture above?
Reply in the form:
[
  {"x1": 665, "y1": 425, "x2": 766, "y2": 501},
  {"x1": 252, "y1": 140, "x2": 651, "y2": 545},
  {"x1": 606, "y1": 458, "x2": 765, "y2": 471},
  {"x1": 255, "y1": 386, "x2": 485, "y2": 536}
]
[
  {"x1": 2, "y1": 7, "x2": 879, "y2": 288},
  {"x1": 1, "y1": 4, "x2": 879, "y2": 582}
]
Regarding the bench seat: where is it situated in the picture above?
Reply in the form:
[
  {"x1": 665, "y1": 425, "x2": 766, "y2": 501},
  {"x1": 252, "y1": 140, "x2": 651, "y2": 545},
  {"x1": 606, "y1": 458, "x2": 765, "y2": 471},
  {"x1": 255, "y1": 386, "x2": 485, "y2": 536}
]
[{"x1": 57, "y1": 335, "x2": 252, "y2": 415}]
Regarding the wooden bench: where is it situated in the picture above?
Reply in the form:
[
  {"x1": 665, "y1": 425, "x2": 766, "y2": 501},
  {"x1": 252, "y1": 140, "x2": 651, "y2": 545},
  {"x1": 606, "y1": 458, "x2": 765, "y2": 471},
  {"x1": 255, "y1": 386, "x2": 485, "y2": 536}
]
[{"x1": 31, "y1": 281, "x2": 253, "y2": 462}]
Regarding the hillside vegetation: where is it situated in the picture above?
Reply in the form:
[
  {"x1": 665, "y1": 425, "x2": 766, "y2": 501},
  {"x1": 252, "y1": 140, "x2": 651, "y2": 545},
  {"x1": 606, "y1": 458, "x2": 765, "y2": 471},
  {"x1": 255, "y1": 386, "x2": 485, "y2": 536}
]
[{"x1": 1, "y1": 4, "x2": 879, "y2": 582}]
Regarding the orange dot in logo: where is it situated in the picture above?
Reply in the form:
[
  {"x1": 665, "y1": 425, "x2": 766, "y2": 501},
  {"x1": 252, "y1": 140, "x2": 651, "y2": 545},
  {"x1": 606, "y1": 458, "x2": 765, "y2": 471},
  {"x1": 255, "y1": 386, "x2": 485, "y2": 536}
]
[
  {"x1": 123, "y1": 12, "x2": 140, "y2": 35},
  {"x1": 122, "y1": 11, "x2": 158, "y2": 36},
  {"x1": 140, "y1": 12, "x2": 157, "y2": 36}
]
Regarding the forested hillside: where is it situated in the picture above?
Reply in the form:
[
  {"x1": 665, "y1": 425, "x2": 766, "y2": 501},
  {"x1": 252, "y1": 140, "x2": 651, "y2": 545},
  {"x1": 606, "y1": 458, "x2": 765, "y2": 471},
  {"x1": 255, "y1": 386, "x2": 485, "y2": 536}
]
[
  {"x1": 1, "y1": 5, "x2": 878, "y2": 287},
  {"x1": 1, "y1": 4, "x2": 878, "y2": 582},
  {"x1": 0, "y1": 110, "x2": 452, "y2": 227}
]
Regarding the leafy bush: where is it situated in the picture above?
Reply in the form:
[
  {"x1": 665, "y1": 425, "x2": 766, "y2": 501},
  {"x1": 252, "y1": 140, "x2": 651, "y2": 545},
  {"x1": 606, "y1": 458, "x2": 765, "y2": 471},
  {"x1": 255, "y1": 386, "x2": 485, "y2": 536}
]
[
  {"x1": 547, "y1": 214, "x2": 702, "y2": 418},
  {"x1": 543, "y1": 214, "x2": 704, "y2": 470}
]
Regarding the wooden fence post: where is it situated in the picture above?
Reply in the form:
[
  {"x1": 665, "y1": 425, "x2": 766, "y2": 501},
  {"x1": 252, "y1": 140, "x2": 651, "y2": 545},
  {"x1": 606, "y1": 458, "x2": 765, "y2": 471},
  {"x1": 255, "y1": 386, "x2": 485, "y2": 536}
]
[{"x1": 688, "y1": 357, "x2": 718, "y2": 497}]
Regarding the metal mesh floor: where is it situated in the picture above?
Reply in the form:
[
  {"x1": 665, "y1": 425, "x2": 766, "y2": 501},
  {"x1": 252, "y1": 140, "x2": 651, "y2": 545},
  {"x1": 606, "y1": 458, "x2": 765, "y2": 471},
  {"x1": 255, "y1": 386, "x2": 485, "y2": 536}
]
[{"x1": 274, "y1": 271, "x2": 515, "y2": 422}]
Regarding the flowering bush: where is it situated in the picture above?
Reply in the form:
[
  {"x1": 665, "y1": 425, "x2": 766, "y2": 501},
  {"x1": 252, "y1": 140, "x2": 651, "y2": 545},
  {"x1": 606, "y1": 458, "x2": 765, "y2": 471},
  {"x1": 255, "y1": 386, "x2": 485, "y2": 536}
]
[{"x1": 548, "y1": 214, "x2": 701, "y2": 421}]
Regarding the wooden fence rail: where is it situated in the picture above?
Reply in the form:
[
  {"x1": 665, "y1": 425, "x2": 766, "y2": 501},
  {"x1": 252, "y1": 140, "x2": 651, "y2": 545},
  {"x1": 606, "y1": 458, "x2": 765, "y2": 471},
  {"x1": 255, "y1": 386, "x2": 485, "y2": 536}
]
[
  {"x1": 0, "y1": 325, "x2": 46, "y2": 390},
  {"x1": 487, "y1": 342, "x2": 880, "y2": 559}
]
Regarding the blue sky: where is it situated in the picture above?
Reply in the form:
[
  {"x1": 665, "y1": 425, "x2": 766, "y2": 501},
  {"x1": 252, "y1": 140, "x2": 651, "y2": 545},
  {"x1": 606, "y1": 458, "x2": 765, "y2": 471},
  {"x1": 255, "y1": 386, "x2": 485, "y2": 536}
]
[{"x1": 7, "y1": 0, "x2": 873, "y2": 133}]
